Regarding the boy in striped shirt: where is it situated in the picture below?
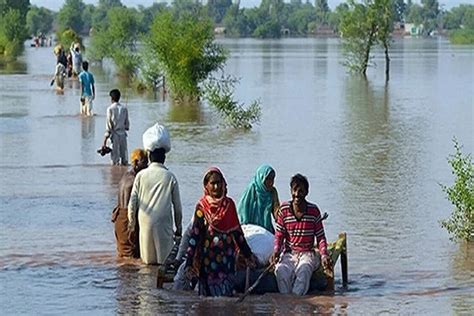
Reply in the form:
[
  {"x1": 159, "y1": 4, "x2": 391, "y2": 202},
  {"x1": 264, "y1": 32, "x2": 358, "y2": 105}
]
[{"x1": 271, "y1": 173, "x2": 331, "y2": 295}]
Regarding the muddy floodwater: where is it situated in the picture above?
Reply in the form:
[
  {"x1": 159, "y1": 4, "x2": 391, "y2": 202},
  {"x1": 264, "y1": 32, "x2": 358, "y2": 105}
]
[{"x1": 0, "y1": 38, "x2": 473, "y2": 315}]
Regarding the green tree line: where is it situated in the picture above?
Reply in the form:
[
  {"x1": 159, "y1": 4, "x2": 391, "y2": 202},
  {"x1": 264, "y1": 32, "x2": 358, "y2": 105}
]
[{"x1": 10, "y1": 0, "x2": 474, "y2": 41}]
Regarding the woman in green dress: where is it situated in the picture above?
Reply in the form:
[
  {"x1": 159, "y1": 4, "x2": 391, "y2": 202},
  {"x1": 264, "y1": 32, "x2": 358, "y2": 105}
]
[{"x1": 237, "y1": 164, "x2": 280, "y2": 234}]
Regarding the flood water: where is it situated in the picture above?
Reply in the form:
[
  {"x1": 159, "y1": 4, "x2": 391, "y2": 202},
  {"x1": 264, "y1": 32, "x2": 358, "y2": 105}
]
[{"x1": 0, "y1": 38, "x2": 473, "y2": 315}]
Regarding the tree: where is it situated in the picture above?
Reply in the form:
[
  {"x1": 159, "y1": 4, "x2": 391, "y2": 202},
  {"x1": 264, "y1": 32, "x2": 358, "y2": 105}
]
[
  {"x1": 207, "y1": 0, "x2": 232, "y2": 24},
  {"x1": 440, "y1": 139, "x2": 473, "y2": 242},
  {"x1": 0, "y1": 1, "x2": 30, "y2": 59},
  {"x1": 328, "y1": 3, "x2": 349, "y2": 33},
  {"x1": 421, "y1": 0, "x2": 439, "y2": 35},
  {"x1": 137, "y1": 3, "x2": 167, "y2": 34},
  {"x1": 315, "y1": 0, "x2": 329, "y2": 24},
  {"x1": 406, "y1": 3, "x2": 423, "y2": 25},
  {"x1": 391, "y1": 0, "x2": 406, "y2": 22},
  {"x1": 0, "y1": 0, "x2": 30, "y2": 20},
  {"x1": 145, "y1": 11, "x2": 227, "y2": 101},
  {"x1": 57, "y1": 0, "x2": 86, "y2": 34},
  {"x1": 81, "y1": 4, "x2": 95, "y2": 35},
  {"x1": 26, "y1": 6, "x2": 54, "y2": 36},
  {"x1": 340, "y1": 0, "x2": 393, "y2": 77},
  {"x1": 288, "y1": 5, "x2": 317, "y2": 35},
  {"x1": 171, "y1": 0, "x2": 204, "y2": 19},
  {"x1": 374, "y1": 0, "x2": 393, "y2": 79},
  {"x1": 91, "y1": 0, "x2": 122, "y2": 31},
  {"x1": 89, "y1": 6, "x2": 140, "y2": 76}
]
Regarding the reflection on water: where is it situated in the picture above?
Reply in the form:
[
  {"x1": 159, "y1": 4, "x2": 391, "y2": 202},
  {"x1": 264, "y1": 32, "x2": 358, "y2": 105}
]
[
  {"x1": 449, "y1": 243, "x2": 474, "y2": 315},
  {"x1": 0, "y1": 39, "x2": 472, "y2": 314}
]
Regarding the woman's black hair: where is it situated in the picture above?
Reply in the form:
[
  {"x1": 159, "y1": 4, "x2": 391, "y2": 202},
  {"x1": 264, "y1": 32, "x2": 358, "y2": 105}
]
[{"x1": 203, "y1": 170, "x2": 222, "y2": 186}]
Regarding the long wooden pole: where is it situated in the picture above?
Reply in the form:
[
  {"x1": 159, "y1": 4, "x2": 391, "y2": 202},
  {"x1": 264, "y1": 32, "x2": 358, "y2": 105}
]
[{"x1": 340, "y1": 233, "x2": 348, "y2": 287}]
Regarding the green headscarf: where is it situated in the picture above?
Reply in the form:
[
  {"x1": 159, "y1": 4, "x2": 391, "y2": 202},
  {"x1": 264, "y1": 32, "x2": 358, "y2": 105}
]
[{"x1": 237, "y1": 164, "x2": 275, "y2": 234}]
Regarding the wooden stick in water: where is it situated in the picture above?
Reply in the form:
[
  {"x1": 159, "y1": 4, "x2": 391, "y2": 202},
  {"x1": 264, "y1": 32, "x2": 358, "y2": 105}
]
[{"x1": 236, "y1": 263, "x2": 275, "y2": 303}]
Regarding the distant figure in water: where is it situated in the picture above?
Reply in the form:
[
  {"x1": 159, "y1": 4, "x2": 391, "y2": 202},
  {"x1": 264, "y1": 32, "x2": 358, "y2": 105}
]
[
  {"x1": 78, "y1": 61, "x2": 95, "y2": 116},
  {"x1": 70, "y1": 42, "x2": 82, "y2": 78},
  {"x1": 111, "y1": 148, "x2": 148, "y2": 258},
  {"x1": 52, "y1": 60, "x2": 66, "y2": 93},
  {"x1": 103, "y1": 89, "x2": 129, "y2": 165}
]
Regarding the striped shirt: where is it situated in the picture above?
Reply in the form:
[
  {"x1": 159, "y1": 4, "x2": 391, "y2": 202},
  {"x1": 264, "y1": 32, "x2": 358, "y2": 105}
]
[{"x1": 274, "y1": 201, "x2": 328, "y2": 256}]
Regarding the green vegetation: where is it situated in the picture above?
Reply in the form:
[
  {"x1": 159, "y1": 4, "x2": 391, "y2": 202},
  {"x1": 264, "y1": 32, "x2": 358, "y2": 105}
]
[
  {"x1": 448, "y1": 29, "x2": 474, "y2": 44},
  {"x1": 204, "y1": 76, "x2": 261, "y2": 130},
  {"x1": 440, "y1": 139, "x2": 474, "y2": 242},
  {"x1": 26, "y1": 6, "x2": 54, "y2": 36},
  {"x1": 340, "y1": 0, "x2": 393, "y2": 77},
  {"x1": 58, "y1": 29, "x2": 82, "y2": 52},
  {"x1": 0, "y1": 0, "x2": 29, "y2": 59},
  {"x1": 145, "y1": 12, "x2": 227, "y2": 102},
  {"x1": 57, "y1": 0, "x2": 86, "y2": 34},
  {"x1": 90, "y1": 7, "x2": 140, "y2": 75}
]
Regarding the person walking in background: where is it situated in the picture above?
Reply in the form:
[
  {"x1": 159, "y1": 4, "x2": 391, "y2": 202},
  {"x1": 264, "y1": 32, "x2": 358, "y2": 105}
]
[
  {"x1": 270, "y1": 173, "x2": 332, "y2": 296},
  {"x1": 103, "y1": 89, "x2": 129, "y2": 165},
  {"x1": 70, "y1": 42, "x2": 82, "y2": 78},
  {"x1": 111, "y1": 149, "x2": 148, "y2": 259},
  {"x1": 78, "y1": 61, "x2": 95, "y2": 116},
  {"x1": 52, "y1": 60, "x2": 66, "y2": 93},
  {"x1": 128, "y1": 147, "x2": 183, "y2": 265},
  {"x1": 237, "y1": 164, "x2": 280, "y2": 234}
]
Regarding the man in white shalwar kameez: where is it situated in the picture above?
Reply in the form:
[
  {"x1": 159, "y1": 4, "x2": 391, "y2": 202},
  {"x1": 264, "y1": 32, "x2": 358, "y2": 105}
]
[{"x1": 128, "y1": 147, "x2": 182, "y2": 264}]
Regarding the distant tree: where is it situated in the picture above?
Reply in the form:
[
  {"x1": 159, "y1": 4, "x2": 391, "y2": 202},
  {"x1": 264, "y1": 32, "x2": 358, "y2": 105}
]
[
  {"x1": 315, "y1": 0, "x2": 329, "y2": 24},
  {"x1": 462, "y1": 5, "x2": 474, "y2": 30},
  {"x1": 26, "y1": 6, "x2": 54, "y2": 36},
  {"x1": 171, "y1": 0, "x2": 203, "y2": 19},
  {"x1": 89, "y1": 6, "x2": 140, "y2": 76},
  {"x1": 328, "y1": 3, "x2": 349, "y2": 33},
  {"x1": 137, "y1": 3, "x2": 168, "y2": 33},
  {"x1": 391, "y1": 0, "x2": 406, "y2": 22},
  {"x1": 91, "y1": 0, "x2": 123, "y2": 31},
  {"x1": 0, "y1": 0, "x2": 30, "y2": 20},
  {"x1": 207, "y1": 0, "x2": 232, "y2": 24},
  {"x1": 81, "y1": 4, "x2": 95, "y2": 34},
  {"x1": 374, "y1": 0, "x2": 393, "y2": 79},
  {"x1": 0, "y1": 8, "x2": 28, "y2": 58},
  {"x1": 145, "y1": 11, "x2": 227, "y2": 101},
  {"x1": 421, "y1": 0, "x2": 439, "y2": 35},
  {"x1": 288, "y1": 5, "x2": 317, "y2": 35},
  {"x1": 222, "y1": 4, "x2": 252, "y2": 36},
  {"x1": 340, "y1": 0, "x2": 393, "y2": 77},
  {"x1": 57, "y1": 0, "x2": 86, "y2": 34},
  {"x1": 0, "y1": 1, "x2": 29, "y2": 59},
  {"x1": 406, "y1": 3, "x2": 423, "y2": 25}
]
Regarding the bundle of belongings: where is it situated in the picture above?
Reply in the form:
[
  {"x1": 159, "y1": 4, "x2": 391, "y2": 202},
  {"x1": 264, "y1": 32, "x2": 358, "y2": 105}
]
[{"x1": 142, "y1": 123, "x2": 171, "y2": 153}]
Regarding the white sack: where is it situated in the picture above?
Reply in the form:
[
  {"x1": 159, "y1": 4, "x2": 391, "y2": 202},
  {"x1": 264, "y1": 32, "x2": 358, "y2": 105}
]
[
  {"x1": 241, "y1": 224, "x2": 274, "y2": 265},
  {"x1": 142, "y1": 123, "x2": 171, "y2": 153}
]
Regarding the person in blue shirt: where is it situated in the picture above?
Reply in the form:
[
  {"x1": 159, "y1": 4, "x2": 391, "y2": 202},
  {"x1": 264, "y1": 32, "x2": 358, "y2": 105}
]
[{"x1": 78, "y1": 61, "x2": 95, "y2": 116}]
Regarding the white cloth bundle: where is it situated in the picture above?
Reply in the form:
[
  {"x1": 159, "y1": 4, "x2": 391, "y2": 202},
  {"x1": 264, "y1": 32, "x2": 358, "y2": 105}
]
[
  {"x1": 142, "y1": 123, "x2": 171, "y2": 153},
  {"x1": 241, "y1": 224, "x2": 275, "y2": 265}
]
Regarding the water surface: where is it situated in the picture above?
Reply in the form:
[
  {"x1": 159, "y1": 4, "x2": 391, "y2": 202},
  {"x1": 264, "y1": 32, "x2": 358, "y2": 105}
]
[{"x1": 0, "y1": 37, "x2": 473, "y2": 315}]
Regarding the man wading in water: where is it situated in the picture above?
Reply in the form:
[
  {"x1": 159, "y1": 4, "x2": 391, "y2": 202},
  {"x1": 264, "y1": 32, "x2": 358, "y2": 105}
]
[{"x1": 103, "y1": 89, "x2": 129, "y2": 165}]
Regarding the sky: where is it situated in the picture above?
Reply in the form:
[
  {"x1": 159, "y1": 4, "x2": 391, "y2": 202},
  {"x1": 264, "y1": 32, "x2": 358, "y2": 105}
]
[{"x1": 30, "y1": 0, "x2": 471, "y2": 12}]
